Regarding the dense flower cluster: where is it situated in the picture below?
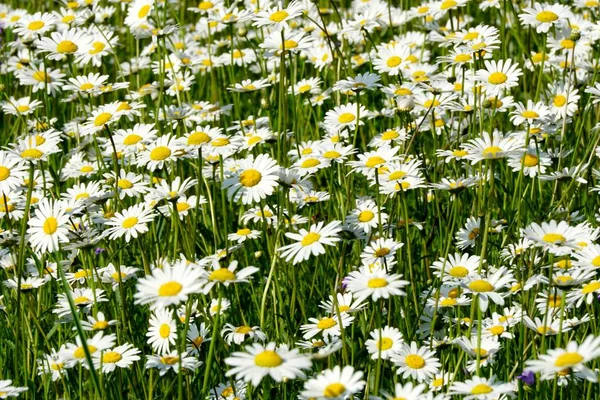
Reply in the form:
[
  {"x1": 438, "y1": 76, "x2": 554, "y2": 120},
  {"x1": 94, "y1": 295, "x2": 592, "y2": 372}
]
[{"x1": 1, "y1": 0, "x2": 600, "y2": 398}]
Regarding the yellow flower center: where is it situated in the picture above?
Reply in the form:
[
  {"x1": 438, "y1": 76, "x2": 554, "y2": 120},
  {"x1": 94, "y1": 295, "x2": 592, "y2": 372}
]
[
  {"x1": 239, "y1": 169, "x2": 262, "y2": 187},
  {"x1": 317, "y1": 317, "x2": 336, "y2": 329},
  {"x1": 236, "y1": 326, "x2": 253, "y2": 334},
  {"x1": 29, "y1": 20, "x2": 45, "y2": 30},
  {"x1": 582, "y1": 281, "x2": 600, "y2": 294},
  {"x1": 368, "y1": 277, "x2": 388, "y2": 288},
  {"x1": 381, "y1": 130, "x2": 399, "y2": 140},
  {"x1": 33, "y1": 71, "x2": 50, "y2": 82},
  {"x1": 298, "y1": 84, "x2": 312, "y2": 93},
  {"x1": 150, "y1": 146, "x2": 171, "y2": 161},
  {"x1": 43, "y1": 217, "x2": 58, "y2": 235},
  {"x1": 405, "y1": 354, "x2": 426, "y2": 369},
  {"x1": 358, "y1": 210, "x2": 375, "y2": 222},
  {"x1": 374, "y1": 247, "x2": 390, "y2": 257},
  {"x1": 488, "y1": 72, "x2": 507, "y2": 84},
  {"x1": 158, "y1": 281, "x2": 182, "y2": 297},
  {"x1": 118, "y1": 179, "x2": 134, "y2": 190},
  {"x1": 365, "y1": 156, "x2": 386, "y2": 168},
  {"x1": 490, "y1": 325, "x2": 505, "y2": 335},
  {"x1": 269, "y1": 10, "x2": 289, "y2": 22},
  {"x1": 553, "y1": 95, "x2": 567, "y2": 107},
  {"x1": 536, "y1": 11, "x2": 559, "y2": 22},
  {"x1": 254, "y1": 350, "x2": 283, "y2": 367},
  {"x1": 455, "y1": 53, "x2": 472, "y2": 62},
  {"x1": 387, "y1": 56, "x2": 402, "y2": 68},
  {"x1": 323, "y1": 150, "x2": 341, "y2": 159},
  {"x1": 543, "y1": 233, "x2": 566, "y2": 243},
  {"x1": 159, "y1": 323, "x2": 171, "y2": 338},
  {"x1": 57, "y1": 40, "x2": 78, "y2": 54},
  {"x1": 483, "y1": 146, "x2": 502, "y2": 157},
  {"x1": 388, "y1": 171, "x2": 407, "y2": 181},
  {"x1": 301, "y1": 232, "x2": 321, "y2": 246},
  {"x1": 16, "y1": 105, "x2": 30, "y2": 113},
  {"x1": 377, "y1": 337, "x2": 393, "y2": 350},
  {"x1": 469, "y1": 279, "x2": 494, "y2": 292},
  {"x1": 94, "y1": 112, "x2": 112, "y2": 127},
  {"x1": 522, "y1": 110, "x2": 539, "y2": 119},
  {"x1": 74, "y1": 296, "x2": 90, "y2": 305},
  {"x1": 209, "y1": 268, "x2": 236, "y2": 282},
  {"x1": 282, "y1": 39, "x2": 298, "y2": 49},
  {"x1": 211, "y1": 137, "x2": 230, "y2": 147},
  {"x1": 90, "y1": 42, "x2": 105, "y2": 54},
  {"x1": 338, "y1": 113, "x2": 356, "y2": 124},
  {"x1": 92, "y1": 321, "x2": 109, "y2": 330},
  {"x1": 102, "y1": 351, "x2": 122, "y2": 363},
  {"x1": 523, "y1": 154, "x2": 538, "y2": 167},
  {"x1": 440, "y1": 298, "x2": 457, "y2": 307},
  {"x1": 121, "y1": 217, "x2": 138, "y2": 229},
  {"x1": 449, "y1": 266, "x2": 468, "y2": 277},
  {"x1": 440, "y1": 0, "x2": 457, "y2": 9},
  {"x1": 324, "y1": 383, "x2": 346, "y2": 397},
  {"x1": 301, "y1": 158, "x2": 320, "y2": 168},
  {"x1": 237, "y1": 228, "x2": 252, "y2": 236},
  {"x1": 0, "y1": 167, "x2": 10, "y2": 181},
  {"x1": 471, "y1": 384, "x2": 493, "y2": 395},
  {"x1": 161, "y1": 356, "x2": 179, "y2": 365},
  {"x1": 74, "y1": 345, "x2": 97, "y2": 359},
  {"x1": 555, "y1": 352, "x2": 584, "y2": 367},
  {"x1": 138, "y1": 4, "x2": 151, "y2": 18}
]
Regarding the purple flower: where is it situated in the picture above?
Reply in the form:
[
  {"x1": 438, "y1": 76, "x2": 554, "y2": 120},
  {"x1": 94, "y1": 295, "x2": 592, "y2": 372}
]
[
  {"x1": 517, "y1": 370, "x2": 535, "y2": 385},
  {"x1": 94, "y1": 247, "x2": 106, "y2": 255}
]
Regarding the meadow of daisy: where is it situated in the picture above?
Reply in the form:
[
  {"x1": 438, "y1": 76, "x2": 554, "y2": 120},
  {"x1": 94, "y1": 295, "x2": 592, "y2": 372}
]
[{"x1": 4, "y1": 0, "x2": 600, "y2": 399}]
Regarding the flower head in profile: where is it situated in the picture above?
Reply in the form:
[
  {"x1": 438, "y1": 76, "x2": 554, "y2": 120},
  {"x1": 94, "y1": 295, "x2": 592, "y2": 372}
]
[{"x1": 224, "y1": 342, "x2": 312, "y2": 386}]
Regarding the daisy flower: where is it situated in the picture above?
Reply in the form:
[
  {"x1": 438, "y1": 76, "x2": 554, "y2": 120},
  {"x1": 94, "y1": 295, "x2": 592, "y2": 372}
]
[
  {"x1": 224, "y1": 342, "x2": 312, "y2": 386},
  {"x1": 228, "y1": 227, "x2": 261, "y2": 244},
  {"x1": 14, "y1": 12, "x2": 56, "y2": 39},
  {"x1": 0, "y1": 151, "x2": 28, "y2": 195},
  {"x1": 27, "y1": 199, "x2": 70, "y2": 254},
  {"x1": 94, "y1": 344, "x2": 140, "y2": 373},
  {"x1": 147, "y1": 308, "x2": 177, "y2": 354},
  {"x1": 510, "y1": 100, "x2": 551, "y2": 126},
  {"x1": 373, "y1": 43, "x2": 412, "y2": 76},
  {"x1": 300, "y1": 314, "x2": 355, "y2": 339},
  {"x1": 222, "y1": 324, "x2": 267, "y2": 346},
  {"x1": 462, "y1": 267, "x2": 514, "y2": 311},
  {"x1": 253, "y1": 1, "x2": 304, "y2": 30},
  {"x1": 186, "y1": 322, "x2": 211, "y2": 355},
  {"x1": 450, "y1": 375, "x2": 515, "y2": 399},
  {"x1": 318, "y1": 292, "x2": 366, "y2": 314},
  {"x1": 521, "y1": 220, "x2": 580, "y2": 256},
  {"x1": 526, "y1": 335, "x2": 600, "y2": 382},
  {"x1": 113, "y1": 123, "x2": 158, "y2": 154},
  {"x1": 345, "y1": 266, "x2": 409, "y2": 302},
  {"x1": 1, "y1": 96, "x2": 43, "y2": 116},
  {"x1": 35, "y1": 28, "x2": 92, "y2": 60},
  {"x1": 300, "y1": 365, "x2": 365, "y2": 400},
  {"x1": 365, "y1": 326, "x2": 404, "y2": 360},
  {"x1": 125, "y1": 0, "x2": 154, "y2": 28},
  {"x1": 137, "y1": 135, "x2": 181, "y2": 171},
  {"x1": 462, "y1": 131, "x2": 520, "y2": 163},
  {"x1": 519, "y1": 3, "x2": 572, "y2": 33},
  {"x1": 104, "y1": 204, "x2": 155, "y2": 242},
  {"x1": 201, "y1": 260, "x2": 259, "y2": 293},
  {"x1": 384, "y1": 382, "x2": 427, "y2": 400},
  {"x1": 431, "y1": 253, "x2": 481, "y2": 282},
  {"x1": 145, "y1": 351, "x2": 201, "y2": 376},
  {"x1": 277, "y1": 221, "x2": 342, "y2": 265},
  {"x1": 473, "y1": 58, "x2": 522, "y2": 95},
  {"x1": 134, "y1": 260, "x2": 204, "y2": 309},
  {"x1": 391, "y1": 342, "x2": 441, "y2": 382},
  {"x1": 324, "y1": 103, "x2": 367, "y2": 133},
  {"x1": 0, "y1": 380, "x2": 28, "y2": 398},
  {"x1": 222, "y1": 154, "x2": 280, "y2": 204}
]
